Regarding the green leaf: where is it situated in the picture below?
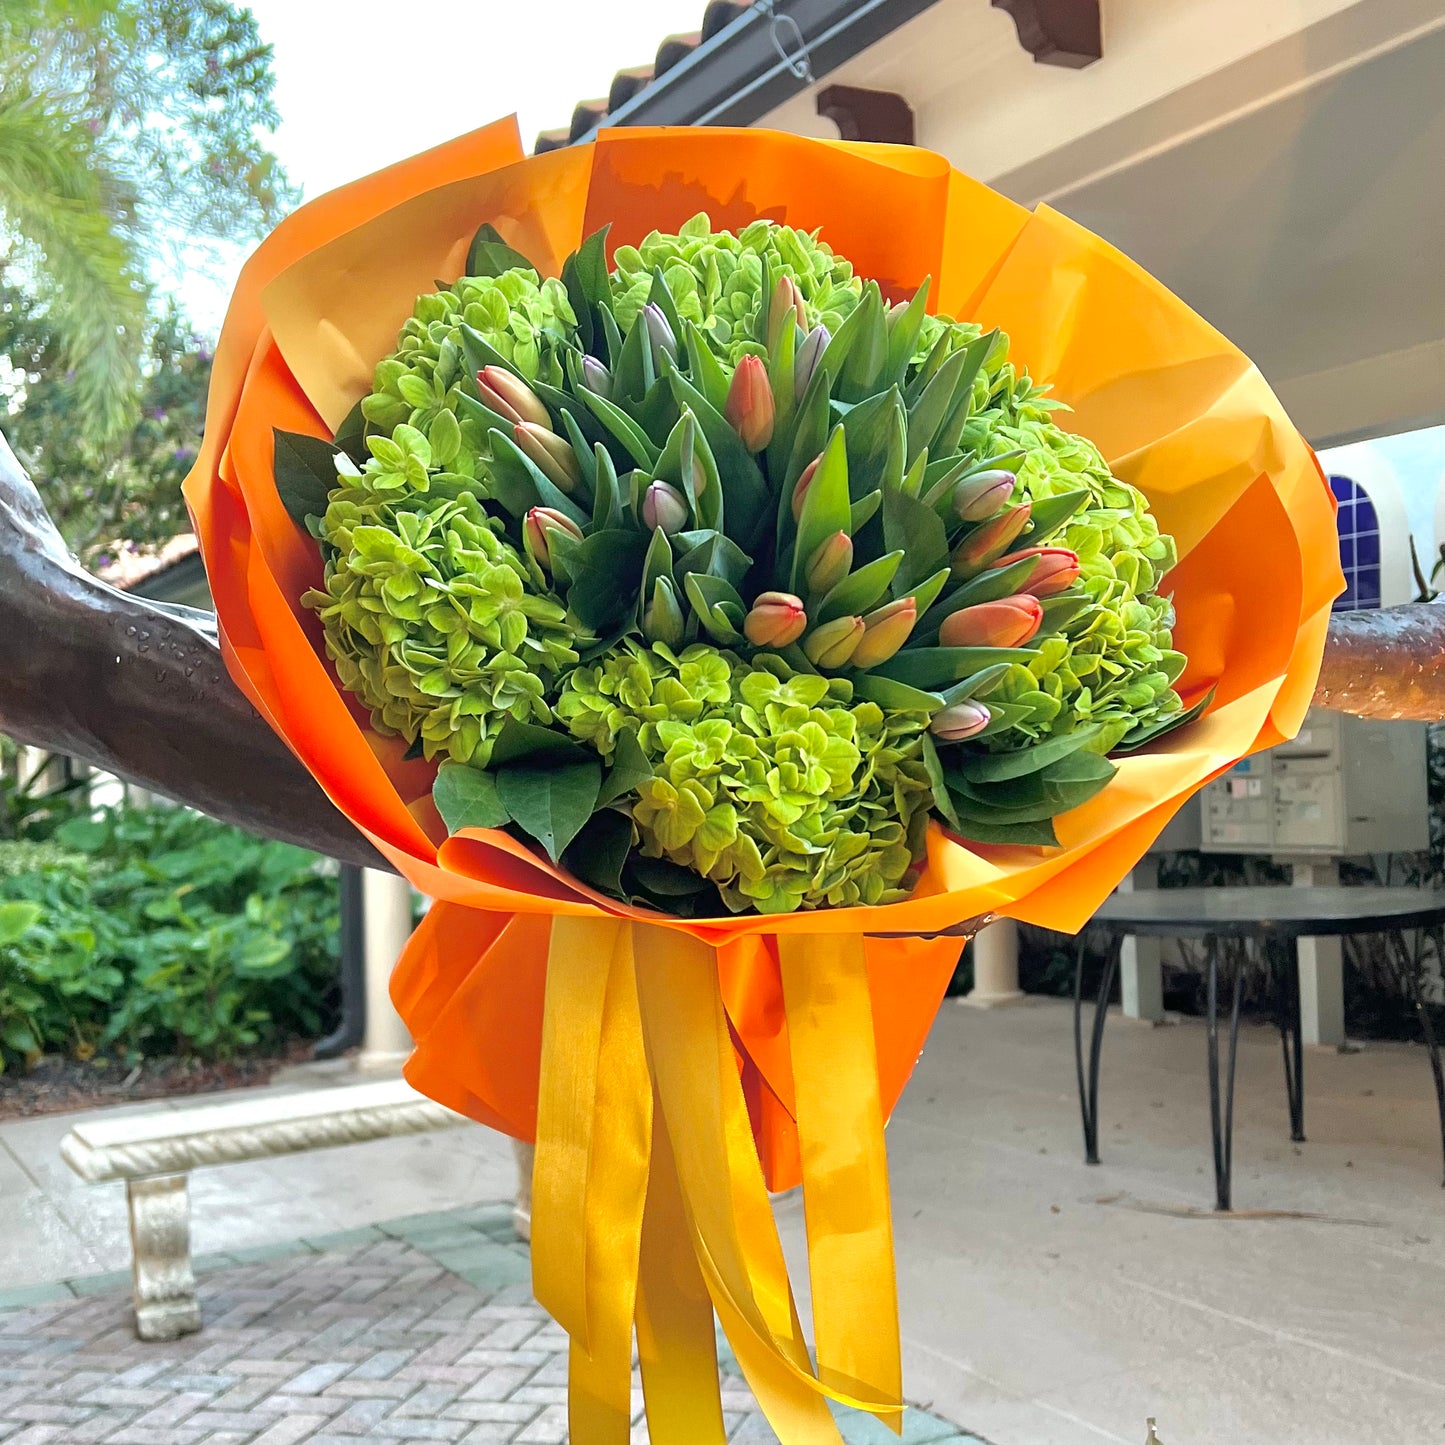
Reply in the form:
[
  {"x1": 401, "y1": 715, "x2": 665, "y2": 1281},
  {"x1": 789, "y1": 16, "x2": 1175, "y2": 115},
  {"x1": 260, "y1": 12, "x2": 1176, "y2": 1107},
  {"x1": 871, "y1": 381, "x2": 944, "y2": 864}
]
[
  {"x1": 899, "y1": 566, "x2": 950, "y2": 616},
  {"x1": 562, "y1": 808, "x2": 634, "y2": 899},
  {"x1": 944, "y1": 807, "x2": 1059, "y2": 848},
  {"x1": 1036, "y1": 594, "x2": 1094, "y2": 637},
  {"x1": 839, "y1": 388, "x2": 906, "y2": 496},
  {"x1": 906, "y1": 344, "x2": 968, "y2": 468},
  {"x1": 850, "y1": 490, "x2": 882, "y2": 534},
  {"x1": 884, "y1": 278, "x2": 930, "y2": 387},
  {"x1": 592, "y1": 443, "x2": 622, "y2": 529},
  {"x1": 458, "y1": 322, "x2": 516, "y2": 381},
  {"x1": 684, "y1": 571, "x2": 745, "y2": 642},
  {"x1": 1024, "y1": 489, "x2": 1090, "y2": 546},
  {"x1": 682, "y1": 320, "x2": 730, "y2": 413},
  {"x1": 491, "y1": 718, "x2": 596, "y2": 768},
  {"x1": 433, "y1": 763, "x2": 511, "y2": 834},
  {"x1": 931, "y1": 329, "x2": 997, "y2": 455},
  {"x1": 665, "y1": 367, "x2": 770, "y2": 548},
  {"x1": 566, "y1": 529, "x2": 651, "y2": 631},
  {"x1": 579, "y1": 384, "x2": 660, "y2": 470},
  {"x1": 639, "y1": 526, "x2": 674, "y2": 622},
  {"x1": 816, "y1": 550, "x2": 903, "y2": 623},
  {"x1": 957, "y1": 724, "x2": 1105, "y2": 783},
  {"x1": 674, "y1": 530, "x2": 751, "y2": 590},
  {"x1": 836, "y1": 283, "x2": 888, "y2": 401},
  {"x1": 882, "y1": 484, "x2": 949, "y2": 592},
  {"x1": 273, "y1": 429, "x2": 341, "y2": 529},
  {"x1": 920, "y1": 733, "x2": 960, "y2": 830},
  {"x1": 873, "y1": 645, "x2": 1037, "y2": 689},
  {"x1": 791, "y1": 424, "x2": 850, "y2": 594},
  {"x1": 850, "y1": 674, "x2": 944, "y2": 712},
  {"x1": 597, "y1": 729, "x2": 653, "y2": 807},
  {"x1": 561, "y1": 225, "x2": 611, "y2": 354},
  {"x1": 0, "y1": 900, "x2": 41, "y2": 947},
  {"x1": 332, "y1": 398, "x2": 369, "y2": 463},
  {"x1": 919, "y1": 556, "x2": 1043, "y2": 639},
  {"x1": 487, "y1": 430, "x2": 588, "y2": 526},
  {"x1": 466, "y1": 222, "x2": 536, "y2": 279},
  {"x1": 940, "y1": 662, "x2": 1012, "y2": 705},
  {"x1": 495, "y1": 761, "x2": 602, "y2": 863},
  {"x1": 1113, "y1": 687, "x2": 1215, "y2": 753}
]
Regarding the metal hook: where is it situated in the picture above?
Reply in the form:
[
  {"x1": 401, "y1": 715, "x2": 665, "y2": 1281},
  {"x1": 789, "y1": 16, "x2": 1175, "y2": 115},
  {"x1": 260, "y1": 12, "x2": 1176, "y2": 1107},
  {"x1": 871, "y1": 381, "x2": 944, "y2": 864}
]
[{"x1": 753, "y1": 0, "x2": 815, "y2": 84}]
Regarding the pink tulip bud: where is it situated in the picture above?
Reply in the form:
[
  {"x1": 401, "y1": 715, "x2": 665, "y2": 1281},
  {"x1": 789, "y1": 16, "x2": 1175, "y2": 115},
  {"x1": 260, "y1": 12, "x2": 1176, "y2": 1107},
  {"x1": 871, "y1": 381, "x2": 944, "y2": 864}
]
[
  {"x1": 523, "y1": 507, "x2": 583, "y2": 572},
  {"x1": 791, "y1": 455, "x2": 822, "y2": 521},
  {"x1": 515, "y1": 422, "x2": 581, "y2": 493},
  {"x1": 939, "y1": 595, "x2": 1043, "y2": 649},
  {"x1": 579, "y1": 356, "x2": 612, "y2": 399},
  {"x1": 953, "y1": 470, "x2": 1015, "y2": 522},
  {"x1": 950, "y1": 502, "x2": 1031, "y2": 575},
  {"x1": 767, "y1": 274, "x2": 807, "y2": 350},
  {"x1": 642, "y1": 480, "x2": 688, "y2": 535},
  {"x1": 992, "y1": 546, "x2": 1081, "y2": 597},
  {"x1": 805, "y1": 531, "x2": 853, "y2": 596},
  {"x1": 803, "y1": 614, "x2": 865, "y2": 668},
  {"x1": 930, "y1": 701, "x2": 991, "y2": 743},
  {"x1": 724, "y1": 355, "x2": 775, "y2": 452},
  {"x1": 743, "y1": 591, "x2": 807, "y2": 648},
  {"x1": 794, "y1": 324, "x2": 829, "y2": 394},
  {"x1": 852, "y1": 597, "x2": 917, "y2": 668},
  {"x1": 642, "y1": 302, "x2": 677, "y2": 364},
  {"x1": 479, "y1": 365, "x2": 549, "y2": 428}
]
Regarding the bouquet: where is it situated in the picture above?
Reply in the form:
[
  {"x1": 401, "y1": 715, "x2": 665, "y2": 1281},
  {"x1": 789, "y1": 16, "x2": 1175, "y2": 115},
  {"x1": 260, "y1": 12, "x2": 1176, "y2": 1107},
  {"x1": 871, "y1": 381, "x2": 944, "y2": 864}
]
[
  {"x1": 287, "y1": 210, "x2": 1198, "y2": 917},
  {"x1": 185, "y1": 120, "x2": 1341, "y2": 1445}
]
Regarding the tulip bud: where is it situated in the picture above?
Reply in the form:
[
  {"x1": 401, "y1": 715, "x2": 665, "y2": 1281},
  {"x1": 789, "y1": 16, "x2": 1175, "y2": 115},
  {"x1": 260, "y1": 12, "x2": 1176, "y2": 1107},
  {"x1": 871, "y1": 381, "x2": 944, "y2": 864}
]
[
  {"x1": 794, "y1": 324, "x2": 829, "y2": 395},
  {"x1": 515, "y1": 422, "x2": 581, "y2": 493},
  {"x1": 803, "y1": 614, "x2": 865, "y2": 669},
  {"x1": 642, "y1": 480, "x2": 688, "y2": 535},
  {"x1": 791, "y1": 455, "x2": 822, "y2": 521},
  {"x1": 642, "y1": 302, "x2": 677, "y2": 365},
  {"x1": 805, "y1": 531, "x2": 853, "y2": 596},
  {"x1": 642, "y1": 578, "x2": 686, "y2": 648},
  {"x1": 950, "y1": 502, "x2": 1031, "y2": 576},
  {"x1": 724, "y1": 355, "x2": 775, "y2": 452},
  {"x1": 479, "y1": 365, "x2": 549, "y2": 429},
  {"x1": 767, "y1": 274, "x2": 807, "y2": 350},
  {"x1": 938, "y1": 595, "x2": 1043, "y2": 649},
  {"x1": 953, "y1": 470, "x2": 1015, "y2": 523},
  {"x1": 992, "y1": 546, "x2": 1081, "y2": 598},
  {"x1": 523, "y1": 507, "x2": 583, "y2": 573},
  {"x1": 852, "y1": 598, "x2": 917, "y2": 668},
  {"x1": 930, "y1": 701, "x2": 991, "y2": 743},
  {"x1": 579, "y1": 355, "x2": 613, "y2": 399},
  {"x1": 744, "y1": 591, "x2": 807, "y2": 648}
]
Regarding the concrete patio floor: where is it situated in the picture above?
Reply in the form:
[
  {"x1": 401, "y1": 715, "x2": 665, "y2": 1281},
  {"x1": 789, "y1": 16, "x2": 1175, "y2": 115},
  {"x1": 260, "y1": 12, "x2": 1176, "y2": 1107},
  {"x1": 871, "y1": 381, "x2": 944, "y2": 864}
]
[{"x1": 3, "y1": 997, "x2": 1444, "y2": 1443}]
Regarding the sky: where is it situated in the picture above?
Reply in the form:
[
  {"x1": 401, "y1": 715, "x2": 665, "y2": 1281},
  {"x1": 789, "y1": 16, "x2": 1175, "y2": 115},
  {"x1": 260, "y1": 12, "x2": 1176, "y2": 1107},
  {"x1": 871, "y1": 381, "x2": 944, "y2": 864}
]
[{"x1": 175, "y1": 0, "x2": 706, "y2": 330}]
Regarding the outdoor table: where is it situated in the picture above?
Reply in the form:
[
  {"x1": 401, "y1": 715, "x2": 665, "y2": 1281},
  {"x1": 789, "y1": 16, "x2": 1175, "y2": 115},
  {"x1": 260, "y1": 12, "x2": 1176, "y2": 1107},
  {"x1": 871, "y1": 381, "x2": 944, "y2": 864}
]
[{"x1": 1076, "y1": 885, "x2": 1445, "y2": 1211}]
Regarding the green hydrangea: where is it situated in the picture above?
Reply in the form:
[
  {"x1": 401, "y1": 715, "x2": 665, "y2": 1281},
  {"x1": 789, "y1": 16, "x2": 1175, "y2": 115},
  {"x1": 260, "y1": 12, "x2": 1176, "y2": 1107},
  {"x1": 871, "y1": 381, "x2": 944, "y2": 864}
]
[
  {"x1": 609, "y1": 212, "x2": 863, "y2": 358},
  {"x1": 358, "y1": 270, "x2": 576, "y2": 477},
  {"x1": 303, "y1": 425, "x2": 581, "y2": 767},
  {"x1": 557, "y1": 643, "x2": 933, "y2": 913}
]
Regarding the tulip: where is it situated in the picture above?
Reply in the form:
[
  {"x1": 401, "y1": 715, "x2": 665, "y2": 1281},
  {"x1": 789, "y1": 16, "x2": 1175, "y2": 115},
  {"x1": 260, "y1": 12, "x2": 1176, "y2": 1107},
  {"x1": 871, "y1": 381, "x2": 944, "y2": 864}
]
[
  {"x1": 803, "y1": 614, "x2": 864, "y2": 668},
  {"x1": 852, "y1": 597, "x2": 917, "y2": 668},
  {"x1": 642, "y1": 480, "x2": 689, "y2": 535},
  {"x1": 939, "y1": 595, "x2": 1043, "y2": 649},
  {"x1": 790, "y1": 455, "x2": 822, "y2": 521},
  {"x1": 950, "y1": 501, "x2": 1031, "y2": 575},
  {"x1": 724, "y1": 354, "x2": 775, "y2": 452},
  {"x1": 794, "y1": 324, "x2": 829, "y2": 395},
  {"x1": 930, "y1": 701, "x2": 991, "y2": 743},
  {"x1": 953, "y1": 470, "x2": 1015, "y2": 523},
  {"x1": 643, "y1": 578, "x2": 686, "y2": 648},
  {"x1": 805, "y1": 531, "x2": 853, "y2": 596},
  {"x1": 478, "y1": 365, "x2": 549, "y2": 429},
  {"x1": 992, "y1": 546, "x2": 1081, "y2": 598},
  {"x1": 767, "y1": 274, "x2": 807, "y2": 350},
  {"x1": 642, "y1": 302, "x2": 677, "y2": 365},
  {"x1": 523, "y1": 507, "x2": 583, "y2": 572},
  {"x1": 744, "y1": 591, "x2": 807, "y2": 648},
  {"x1": 579, "y1": 356, "x2": 613, "y2": 399},
  {"x1": 515, "y1": 422, "x2": 581, "y2": 493}
]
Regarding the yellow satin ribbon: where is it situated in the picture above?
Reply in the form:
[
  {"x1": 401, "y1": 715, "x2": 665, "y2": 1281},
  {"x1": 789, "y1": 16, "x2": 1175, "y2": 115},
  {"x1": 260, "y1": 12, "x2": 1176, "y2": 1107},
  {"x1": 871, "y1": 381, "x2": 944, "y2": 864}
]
[{"x1": 531, "y1": 916, "x2": 905, "y2": 1445}]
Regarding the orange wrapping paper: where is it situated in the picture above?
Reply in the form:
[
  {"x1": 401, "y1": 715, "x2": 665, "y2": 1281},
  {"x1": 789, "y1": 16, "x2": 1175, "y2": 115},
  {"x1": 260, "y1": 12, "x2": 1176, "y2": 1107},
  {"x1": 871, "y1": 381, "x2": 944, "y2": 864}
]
[{"x1": 184, "y1": 118, "x2": 1342, "y2": 1444}]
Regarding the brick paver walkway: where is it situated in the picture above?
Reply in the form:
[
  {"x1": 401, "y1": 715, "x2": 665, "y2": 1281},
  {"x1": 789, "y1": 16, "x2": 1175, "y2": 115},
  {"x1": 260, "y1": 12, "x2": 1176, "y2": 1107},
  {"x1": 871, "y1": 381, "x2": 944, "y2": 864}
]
[{"x1": 0, "y1": 1205, "x2": 978, "y2": 1445}]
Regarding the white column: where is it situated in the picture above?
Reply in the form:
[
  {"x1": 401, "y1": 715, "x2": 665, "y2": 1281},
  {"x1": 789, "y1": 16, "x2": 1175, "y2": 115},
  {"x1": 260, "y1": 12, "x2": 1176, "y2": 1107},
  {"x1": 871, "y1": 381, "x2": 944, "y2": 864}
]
[
  {"x1": 358, "y1": 868, "x2": 415, "y2": 1067},
  {"x1": 1119, "y1": 865, "x2": 1165, "y2": 1022},
  {"x1": 960, "y1": 918, "x2": 1023, "y2": 1008},
  {"x1": 1290, "y1": 857, "x2": 1346, "y2": 1046}
]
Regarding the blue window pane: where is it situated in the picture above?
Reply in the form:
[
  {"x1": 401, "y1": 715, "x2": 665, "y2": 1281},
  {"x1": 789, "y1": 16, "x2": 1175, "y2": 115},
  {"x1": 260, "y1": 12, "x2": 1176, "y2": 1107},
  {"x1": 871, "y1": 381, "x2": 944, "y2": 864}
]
[
  {"x1": 1328, "y1": 475, "x2": 1381, "y2": 613},
  {"x1": 1357, "y1": 532, "x2": 1380, "y2": 565}
]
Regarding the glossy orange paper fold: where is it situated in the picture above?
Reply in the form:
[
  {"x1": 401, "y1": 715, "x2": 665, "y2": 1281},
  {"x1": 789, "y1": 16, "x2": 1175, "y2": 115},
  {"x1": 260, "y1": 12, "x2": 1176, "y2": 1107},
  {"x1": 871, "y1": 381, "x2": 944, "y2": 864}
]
[{"x1": 184, "y1": 120, "x2": 1342, "y2": 1182}]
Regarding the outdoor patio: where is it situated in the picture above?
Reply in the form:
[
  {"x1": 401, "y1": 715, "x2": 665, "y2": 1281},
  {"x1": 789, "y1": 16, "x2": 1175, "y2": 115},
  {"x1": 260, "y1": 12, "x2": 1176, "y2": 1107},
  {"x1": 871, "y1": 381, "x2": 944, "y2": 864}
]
[{"x1": 4, "y1": 998, "x2": 1443, "y2": 1445}]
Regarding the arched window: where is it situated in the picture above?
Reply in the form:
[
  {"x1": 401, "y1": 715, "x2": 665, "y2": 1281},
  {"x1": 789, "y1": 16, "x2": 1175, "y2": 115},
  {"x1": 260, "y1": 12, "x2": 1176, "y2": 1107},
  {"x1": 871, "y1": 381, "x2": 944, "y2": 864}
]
[{"x1": 1329, "y1": 474, "x2": 1381, "y2": 611}]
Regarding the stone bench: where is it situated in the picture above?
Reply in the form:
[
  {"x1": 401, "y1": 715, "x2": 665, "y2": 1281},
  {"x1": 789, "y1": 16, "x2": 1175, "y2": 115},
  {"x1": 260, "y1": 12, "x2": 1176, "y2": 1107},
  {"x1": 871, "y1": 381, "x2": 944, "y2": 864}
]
[{"x1": 60, "y1": 1078, "x2": 467, "y2": 1341}]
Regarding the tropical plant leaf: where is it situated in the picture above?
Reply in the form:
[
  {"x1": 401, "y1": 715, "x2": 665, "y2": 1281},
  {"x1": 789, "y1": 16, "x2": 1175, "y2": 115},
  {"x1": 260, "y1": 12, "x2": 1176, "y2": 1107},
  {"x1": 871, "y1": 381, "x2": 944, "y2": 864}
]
[
  {"x1": 596, "y1": 729, "x2": 653, "y2": 807},
  {"x1": 433, "y1": 763, "x2": 510, "y2": 834},
  {"x1": 273, "y1": 429, "x2": 341, "y2": 529},
  {"x1": 495, "y1": 761, "x2": 602, "y2": 863},
  {"x1": 466, "y1": 222, "x2": 536, "y2": 279},
  {"x1": 562, "y1": 807, "x2": 634, "y2": 898}
]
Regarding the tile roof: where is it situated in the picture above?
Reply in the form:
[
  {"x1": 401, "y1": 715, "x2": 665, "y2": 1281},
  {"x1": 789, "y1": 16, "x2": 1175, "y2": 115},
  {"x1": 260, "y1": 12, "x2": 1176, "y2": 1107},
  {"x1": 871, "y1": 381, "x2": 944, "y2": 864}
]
[
  {"x1": 533, "y1": 0, "x2": 752, "y2": 153},
  {"x1": 92, "y1": 532, "x2": 200, "y2": 592}
]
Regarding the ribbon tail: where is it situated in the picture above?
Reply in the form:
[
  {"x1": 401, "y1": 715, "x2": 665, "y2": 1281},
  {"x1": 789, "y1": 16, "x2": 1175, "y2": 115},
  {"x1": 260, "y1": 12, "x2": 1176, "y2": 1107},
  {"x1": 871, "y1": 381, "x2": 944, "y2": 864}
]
[{"x1": 778, "y1": 933, "x2": 903, "y2": 1428}]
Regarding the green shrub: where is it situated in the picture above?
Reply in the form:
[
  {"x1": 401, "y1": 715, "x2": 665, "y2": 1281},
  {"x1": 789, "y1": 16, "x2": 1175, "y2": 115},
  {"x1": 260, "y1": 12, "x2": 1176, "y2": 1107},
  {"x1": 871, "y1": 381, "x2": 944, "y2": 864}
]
[{"x1": 0, "y1": 805, "x2": 339, "y2": 1071}]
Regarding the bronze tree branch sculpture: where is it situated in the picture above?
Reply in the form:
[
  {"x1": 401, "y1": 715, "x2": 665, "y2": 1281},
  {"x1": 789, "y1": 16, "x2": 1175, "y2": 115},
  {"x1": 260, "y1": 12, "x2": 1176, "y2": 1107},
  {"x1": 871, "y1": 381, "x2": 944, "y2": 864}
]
[{"x1": 0, "y1": 430, "x2": 1440, "y2": 864}]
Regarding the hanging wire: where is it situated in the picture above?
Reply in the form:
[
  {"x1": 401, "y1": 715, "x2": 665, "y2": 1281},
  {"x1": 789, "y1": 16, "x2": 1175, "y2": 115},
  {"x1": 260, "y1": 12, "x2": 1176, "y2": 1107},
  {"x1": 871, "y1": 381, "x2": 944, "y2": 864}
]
[{"x1": 753, "y1": 0, "x2": 815, "y2": 84}]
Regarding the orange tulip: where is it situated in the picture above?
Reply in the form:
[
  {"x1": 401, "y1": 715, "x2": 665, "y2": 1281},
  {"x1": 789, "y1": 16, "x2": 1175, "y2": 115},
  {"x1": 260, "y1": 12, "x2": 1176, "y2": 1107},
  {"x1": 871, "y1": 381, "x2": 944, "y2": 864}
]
[
  {"x1": 939, "y1": 595, "x2": 1043, "y2": 649},
  {"x1": 724, "y1": 355, "x2": 775, "y2": 452},
  {"x1": 743, "y1": 591, "x2": 807, "y2": 647}
]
